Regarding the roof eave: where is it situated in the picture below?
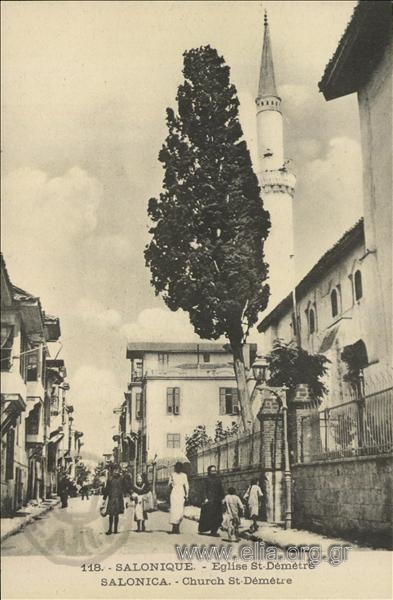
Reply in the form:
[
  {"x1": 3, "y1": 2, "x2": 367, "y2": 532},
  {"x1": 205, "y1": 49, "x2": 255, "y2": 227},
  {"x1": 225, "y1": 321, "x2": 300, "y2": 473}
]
[
  {"x1": 257, "y1": 219, "x2": 364, "y2": 332},
  {"x1": 319, "y1": 1, "x2": 392, "y2": 101}
]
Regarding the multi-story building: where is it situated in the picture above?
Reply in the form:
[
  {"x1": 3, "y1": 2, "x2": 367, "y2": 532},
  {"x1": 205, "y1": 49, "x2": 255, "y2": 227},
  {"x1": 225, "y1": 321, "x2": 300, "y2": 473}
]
[
  {"x1": 1, "y1": 254, "x2": 80, "y2": 513},
  {"x1": 258, "y1": 219, "x2": 376, "y2": 404},
  {"x1": 123, "y1": 342, "x2": 257, "y2": 472},
  {"x1": 258, "y1": 1, "x2": 392, "y2": 401},
  {"x1": 318, "y1": 0, "x2": 392, "y2": 375}
]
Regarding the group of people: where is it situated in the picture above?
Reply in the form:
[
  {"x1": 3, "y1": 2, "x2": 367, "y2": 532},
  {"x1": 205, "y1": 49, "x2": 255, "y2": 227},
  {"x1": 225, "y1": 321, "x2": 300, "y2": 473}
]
[
  {"x1": 102, "y1": 466, "x2": 152, "y2": 535},
  {"x1": 169, "y1": 463, "x2": 264, "y2": 541},
  {"x1": 58, "y1": 474, "x2": 91, "y2": 507},
  {"x1": 103, "y1": 463, "x2": 263, "y2": 539},
  {"x1": 198, "y1": 465, "x2": 263, "y2": 541},
  {"x1": 61, "y1": 461, "x2": 263, "y2": 540}
]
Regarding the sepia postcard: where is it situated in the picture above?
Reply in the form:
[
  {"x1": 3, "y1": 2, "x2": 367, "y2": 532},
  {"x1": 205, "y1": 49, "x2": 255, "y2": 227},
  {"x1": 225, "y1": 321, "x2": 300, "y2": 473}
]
[{"x1": 1, "y1": 1, "x2": 392, "y2": 599}]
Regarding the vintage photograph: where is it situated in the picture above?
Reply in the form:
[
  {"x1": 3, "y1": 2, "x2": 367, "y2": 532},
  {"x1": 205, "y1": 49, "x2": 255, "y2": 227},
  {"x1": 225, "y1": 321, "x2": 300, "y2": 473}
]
[{"x1": 1, "y1": 1, "x2": 392, "y2": 599}]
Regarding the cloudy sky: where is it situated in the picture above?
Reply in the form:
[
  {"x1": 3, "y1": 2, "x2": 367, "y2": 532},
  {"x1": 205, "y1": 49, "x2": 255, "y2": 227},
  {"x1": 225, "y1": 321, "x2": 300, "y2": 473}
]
[{"x1": 1, "y1": 1, "x2": 362, "y2": 456}]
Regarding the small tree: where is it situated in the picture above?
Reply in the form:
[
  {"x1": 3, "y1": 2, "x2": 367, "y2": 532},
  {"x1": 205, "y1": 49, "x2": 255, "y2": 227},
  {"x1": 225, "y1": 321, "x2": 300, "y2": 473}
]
[
  {"x1": 185, "y1": 425, "x2": 212, "y2": 458},
  {"x1": 214, "y1": 420, "x2": 240, "y2": 441},
  {"x1": 265, "y1": 339, "x2": 330, "y2": 401},
  {"x1": 145, "y1": 46, "x2": 270, "y2": 431}
]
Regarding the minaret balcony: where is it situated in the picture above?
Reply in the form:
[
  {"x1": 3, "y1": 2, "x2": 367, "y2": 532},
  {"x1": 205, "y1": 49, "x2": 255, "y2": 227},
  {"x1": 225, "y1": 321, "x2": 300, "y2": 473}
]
[
  {"x1": 256, "y1": 96, "x2": 282, "y2": 113},
  {"x1": 259, "y1": 169, "x2": 296, "y2": 197}
]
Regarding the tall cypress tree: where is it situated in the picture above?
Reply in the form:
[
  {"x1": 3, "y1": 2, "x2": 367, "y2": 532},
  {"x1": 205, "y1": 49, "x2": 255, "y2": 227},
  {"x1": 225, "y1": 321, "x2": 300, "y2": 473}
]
[{"x1": 145, "y1": 46, "x2": 270, "y2": 430}]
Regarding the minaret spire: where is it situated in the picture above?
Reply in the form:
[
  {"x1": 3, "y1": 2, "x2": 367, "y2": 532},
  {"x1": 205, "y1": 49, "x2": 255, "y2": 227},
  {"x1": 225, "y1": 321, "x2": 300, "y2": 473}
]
[
  {"x1": 258, "y1": 10, "x2": 278, "y2": 99},
  {"x1": 255, "y1": 9, "x2": 296, "y2": 308}
]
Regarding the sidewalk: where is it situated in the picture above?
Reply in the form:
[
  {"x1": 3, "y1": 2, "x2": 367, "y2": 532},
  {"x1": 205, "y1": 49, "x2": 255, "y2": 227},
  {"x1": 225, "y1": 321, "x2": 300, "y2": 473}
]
[
  {"x1": 1, "y1": 498, "x2": 60, "y2": 543},
  {"x1": 159, "y1": 502, "x2": 366, "y2": 553}
]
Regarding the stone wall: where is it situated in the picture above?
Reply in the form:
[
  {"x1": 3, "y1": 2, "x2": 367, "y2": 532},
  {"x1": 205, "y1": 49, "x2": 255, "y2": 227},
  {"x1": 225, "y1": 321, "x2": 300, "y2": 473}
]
[
  {"x1": 157, "y1": 465, "x2": 285, "y2": 523},
  {"x1": 293, "y1": 454, "x2": 393, "y2": 548}
]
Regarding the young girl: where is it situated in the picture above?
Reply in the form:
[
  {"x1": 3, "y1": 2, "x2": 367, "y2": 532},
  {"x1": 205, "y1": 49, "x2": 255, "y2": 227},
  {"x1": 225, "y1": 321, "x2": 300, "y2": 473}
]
[
  {"x1": 244, "y1": 478, "x2": 263, "y2": 533},
  {"x1": 222, "y1": 487, "x2": 244, "y2": 542},
  {"x1": 132, "y1": 473, "x2": 150, "y2": 532}
]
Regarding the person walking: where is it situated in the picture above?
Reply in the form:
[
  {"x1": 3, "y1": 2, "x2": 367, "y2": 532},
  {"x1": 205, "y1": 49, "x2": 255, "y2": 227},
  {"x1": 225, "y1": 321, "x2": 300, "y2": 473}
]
[
  {"x1": 244, "y1": 478, "x2": 263, "y2": 533},
  {"x1": 80, "y1": 483, "x2": 89, "y2": 501},
  {"x1": 223, "y1": 487, "x2": 244, "y2": 542},
  {"x1": 198, "y1": 465, "x2": 224, "y2": 537},
  {"x1": 132, "y1": 473, "x2": 150, "y2": 532},
  {"x1": 168, "y1": 462, "x2": 189, "y2": 534},
  {"x1": 103, "y1": 465, "x2": 125, "y2": 535},
  {"x1": 58, "y1": 473, "x2": 69, "y2": 508}
]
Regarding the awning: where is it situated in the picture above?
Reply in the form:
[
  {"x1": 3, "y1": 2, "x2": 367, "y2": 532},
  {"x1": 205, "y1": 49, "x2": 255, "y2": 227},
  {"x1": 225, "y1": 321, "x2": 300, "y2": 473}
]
[
  {"x1": 26, "y1": 396, "x2": 43, "y2": 417},
  {"x1": 318, "y1": 317, "x2": 355, "y2": 354},
  {"x1": 1, "y1": 394, "x2": 26, "y2": 432},
  {"x1": 319, "y1": 326, "x2": 339, "y2": 353},
  {"x1": 48, "y1": 432, "x2": 64, "y2": 445}
]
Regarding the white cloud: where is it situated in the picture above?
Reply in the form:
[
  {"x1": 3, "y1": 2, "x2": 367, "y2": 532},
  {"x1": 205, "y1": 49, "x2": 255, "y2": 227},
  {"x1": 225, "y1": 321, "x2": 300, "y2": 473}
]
[
  {"x1": 84, "y1": 233, "x2": 133, "y2": 262},
  {"x1": 303, "y1": 136, "x2": 362, "y2": 201},
  {"x1": 295, "y1": 136, "x2": 363, "y2": 278},
  {"x1": 120, "y1": 307, "x2": 202, "y2": 343},
  {"x1": 2, "y1": 166, "x2": 102, "y2": 241},
  {"x1": 75, "y1": 297, "x2": 122, "y2": 330},
  {"x1": 297, "y1": 138, "x2": 323, "y2": 161},
  {"x1": 1, "y1": 166, "x2": 103, "y2": 300},
  {"x1": 280, "y1": 84, "x2": 313, "y2": 110},
  {"x1": 69, "y1": 365, "x2": 123, "y2": 456}
]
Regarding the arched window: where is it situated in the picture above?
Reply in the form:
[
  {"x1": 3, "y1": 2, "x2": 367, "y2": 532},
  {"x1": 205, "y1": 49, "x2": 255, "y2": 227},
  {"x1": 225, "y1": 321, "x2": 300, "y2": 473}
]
[
  {"x1": 309, "y1": 307, "x2": 316, "y2": 334},
  {"x1": 331, "y1": 288, "x2": 338, "y2": 318},
  {"x1": 354, "y1": 270, "x2": 363, "y2": 301}
]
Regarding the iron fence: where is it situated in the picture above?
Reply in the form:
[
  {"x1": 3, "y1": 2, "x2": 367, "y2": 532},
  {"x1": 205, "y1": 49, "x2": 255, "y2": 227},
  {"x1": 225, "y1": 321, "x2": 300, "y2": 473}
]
[{"x1": 300, "y1": 386, "x2": 393, "y2": 462}]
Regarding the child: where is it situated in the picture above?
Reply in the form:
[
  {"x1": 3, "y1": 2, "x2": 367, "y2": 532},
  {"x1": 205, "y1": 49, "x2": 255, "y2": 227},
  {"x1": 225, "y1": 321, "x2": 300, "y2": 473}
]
[
  {"x1": 244, "y1": 478, "x2": 263, "y2": 533},
  {"x1": 222, "y1": 487, "x2": 244, "y2": 542}
]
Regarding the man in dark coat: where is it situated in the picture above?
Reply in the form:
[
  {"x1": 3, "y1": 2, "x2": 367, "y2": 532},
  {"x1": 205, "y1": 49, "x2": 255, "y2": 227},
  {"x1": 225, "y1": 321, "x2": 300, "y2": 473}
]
[
  {"x1": 103, "y1": 465, "x2": 126, "y2": 535},
  {"x1": 58, "y1": 474, "x2": 70, "y2": 508},
  {"x1": 198, "y1": 465, "x2": 224, "y2": 536}
]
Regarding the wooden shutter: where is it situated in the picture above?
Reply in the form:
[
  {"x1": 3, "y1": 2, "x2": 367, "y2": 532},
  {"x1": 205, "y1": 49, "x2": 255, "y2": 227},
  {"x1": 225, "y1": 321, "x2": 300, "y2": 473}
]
[
  {"x1": 232, "y1": 388, "x2": 240, "y2": 414},
  {"x1": 6, "y1": 428, "x2": 15, "y2": 480},
  {"x1": 174, "y1": 388, "x2": 180, "y2": 415},
  {"x1": 167, "y1": 388, "x2": 173, "y2": 413},
  {"x1": 136, "y1": 393, "x2": 142, "y2": 418},
  {"x1": 219, "y1": 388, "x2": 226, "y2": 415}
]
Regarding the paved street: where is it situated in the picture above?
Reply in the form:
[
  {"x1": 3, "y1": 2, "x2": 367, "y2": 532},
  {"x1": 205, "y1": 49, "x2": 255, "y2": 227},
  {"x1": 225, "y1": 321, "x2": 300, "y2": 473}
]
[{"x1": 1, "y1": 497, "x2": 241, "y2": 558}]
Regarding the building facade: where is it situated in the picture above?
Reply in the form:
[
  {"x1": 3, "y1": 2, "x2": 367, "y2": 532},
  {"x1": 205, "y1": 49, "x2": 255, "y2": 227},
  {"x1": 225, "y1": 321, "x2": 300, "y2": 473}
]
[
  {"x1": 257, "y1": 219, "x2": 383, "y2": 403},
  {"x1": 1, "y1": 254, "x2": 82, "y2": 514},
  {"x1": 256, "y1": 12, "x2": 296, "y2": 306},
  {"x1": 318, "y1": 0, "x2": 392, "y2": 375},
  {"x1": 258, "y1": 1, "x2": 392, "y2": 398},
  {"x1": 121, "y1": 342, "x2": 257, "y2": 473}
]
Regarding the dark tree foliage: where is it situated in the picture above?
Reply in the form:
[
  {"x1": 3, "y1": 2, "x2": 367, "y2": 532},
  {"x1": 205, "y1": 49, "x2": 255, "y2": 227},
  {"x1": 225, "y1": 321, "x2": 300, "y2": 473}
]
[
  {"x1": 145, "y1": 46, "x2": 270, "y2": 429},
  {"x1": 185, "y1": 425, "x2": 212, "y2": 457},
  {"x1": 265, "y1": 339, "x2": 330, "y2": 401}
]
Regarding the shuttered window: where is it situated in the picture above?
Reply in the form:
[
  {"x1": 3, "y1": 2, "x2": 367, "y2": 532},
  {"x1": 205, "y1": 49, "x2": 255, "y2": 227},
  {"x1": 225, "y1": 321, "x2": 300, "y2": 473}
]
[
  {"x1": 136, "y1": 393, "x2": 143, "y2": 419},
  {"x1": 0, "y1": 325, "x2": 14, "y2": 371},
  {"x1": 219, "y1": 388, "x2": 240, "y2": 415},
  {"x1": 167, "y1": 387, "x2": 180, "y2": 415},
  {"x1": 6, "y1": 428, "x2": 15, "y2": 480}
]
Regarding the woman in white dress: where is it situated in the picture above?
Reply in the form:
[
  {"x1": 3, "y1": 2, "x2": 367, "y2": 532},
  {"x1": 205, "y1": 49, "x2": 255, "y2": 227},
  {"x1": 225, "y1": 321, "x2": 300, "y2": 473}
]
[
  {"x1": 244, "y1": 478, "x2": 263, "y2": 533},
  {"x1": 168, "y1": 462, "x2": 189, "y2": 534}
]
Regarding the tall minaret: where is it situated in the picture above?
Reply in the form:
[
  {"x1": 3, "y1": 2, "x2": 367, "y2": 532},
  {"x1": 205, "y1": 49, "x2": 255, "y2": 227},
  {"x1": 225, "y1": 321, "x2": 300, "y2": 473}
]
[{"x1": 256, "y1": 11, "x2": 296, "y2": 307}]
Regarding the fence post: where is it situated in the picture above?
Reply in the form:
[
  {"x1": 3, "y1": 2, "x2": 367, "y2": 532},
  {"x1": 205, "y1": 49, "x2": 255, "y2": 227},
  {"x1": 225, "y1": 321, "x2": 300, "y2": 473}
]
[
  {"x1": 324, "y1": 409, "x2": 329, "y2": 454},
  {"x1": 251, "y1": 421, "x2": 255, "y2": 465},
  {"x1": 357, "y1": 397, "x2": 365, "y2": 449}
]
